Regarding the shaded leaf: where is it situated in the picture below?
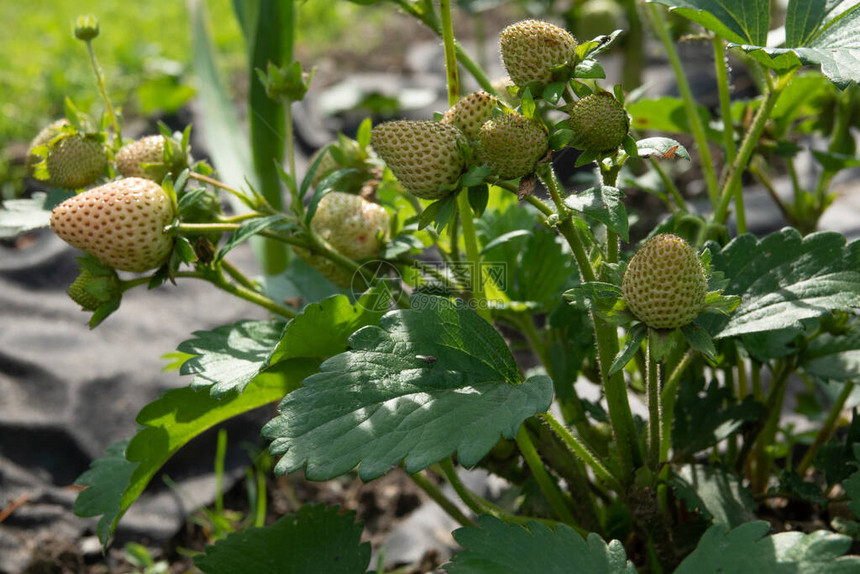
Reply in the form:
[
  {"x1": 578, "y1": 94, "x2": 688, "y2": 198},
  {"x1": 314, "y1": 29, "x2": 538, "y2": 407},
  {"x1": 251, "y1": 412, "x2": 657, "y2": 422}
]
[
  {"x1": 670, "y1": 464, "x2": 756, "y2": 528},
  {"x1": 673, "y1": 378, "x2": 763, "y2": 455},
  {"x1": 444, "y1": 514, "x2": 636, "y2": 574},
  {"x1": 178, "y1": 320, "x2": 286, "y2": 397},
  {"x1": 194, "y1": 504, "x2": 370, "y2": 574},
  {"x1": 563, "y1": 186, "x2": 629, "y2": 241},
  {"x1": 73, "y1": 366, "x2": 312, "y2": 547},
  {"x1": 263, "y1": 296, "x2": 554, "y2": 481},
  {"x1": 648, "y1": 0, "x2": 770, "y2": 45},
  {"x1": 800, "y1": 323, "x2": 860, "y2": 382},
  {"x1": 703, "y1": 229, "x2": 860, "y2": 339},
  {"x1": 675, "y1": 520, "x2": 860, "y2": 573},
  {"x1": 73, "y1": 439, "x2": 136, "y2": 548}
]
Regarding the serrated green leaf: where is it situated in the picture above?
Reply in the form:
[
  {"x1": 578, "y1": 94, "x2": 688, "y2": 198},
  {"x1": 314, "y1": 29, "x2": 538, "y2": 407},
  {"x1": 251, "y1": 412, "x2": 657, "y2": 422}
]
[
  {"x1": 673, "y1": 379, "x2": 763, "y2": 456},
  {"x1": 0, "y1": 190, "x2": 75, "y2": 238},
  {"x1": 177, "y1": 320, "x2": 286, "y2": 397},
  {"x1": 636, "y1": 137, "x2": 691, "y2": 160},
  {"x1": 703, "y1": 229, "x2": 860, "y2": 339},
  {"x1": 800, "y1": 325, "x2": 860, "y2": 382},
  {"x1": 670, "y1": 464, "x2": 756, "y2": 528},
  {"x1": 675, "y1": 520, "x2": 860, "y2": 573},
  {"x1": 444, "y1": 514, "x2": 637, "y2": 574},
  {"x1": 73, "y1": 439, "x2": 136, "y2": 548},
  {"x1": 648, "y1": 0, "x2": 770, "y2": 45},
  {"x1": 563, "y1": 186, "x2": 629, "y2": 241},
  {"x1": 194, "y1": 504, "x2": 370, "y2": 574},
  {"x1": 734, "y1": 1, "x2": 860, "y2": 89},
  {"x1": 74, "y1": 366, "x2": 311, "y2": 547},
  {"x1": 269, "y1": 289, "x2": 389, "y2": 363},
  {"x1": 263, "y1": 296, "x2": 554, "y2": 481}
]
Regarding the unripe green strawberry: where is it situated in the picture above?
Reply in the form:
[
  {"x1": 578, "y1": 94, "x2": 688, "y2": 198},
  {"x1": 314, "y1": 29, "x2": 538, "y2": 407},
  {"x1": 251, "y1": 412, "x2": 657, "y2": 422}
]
[
  {"x1": 441, "y1": 91, "x2": 500, "y2": 141},
  {"x1": 370, "y1": 120, "x2": 466, "y2": 200},
  {"x1": 50, "y1": 177, "x2": 176, "y2": 272},
  {"x1": 478, "y1": 113, "x2": 548, "y2": 180},
  {"x1": 67, "y1": 268, "x2": 121, "y2": 311},
  {"x1": 27, "y1": 119, "x2": 69, "y2": 174},
  {"x1": 568, "y1": 92, "x2": 629, "y2": 153},
  {"x1": 294, "y1": 191, "x2": 390, "y2": 286},
  {"x1": 499, "y1": 20, "x2": 578, "y2": 87},
  {"x1": 621, "y1": 234, "x2": 707, "y2": 330},
  {"x1": 308, "y1": 146, "x2": 340, "y2": 189},
  {"x1": 43, "y1": 134, "x2": 108, "y2": 189}
]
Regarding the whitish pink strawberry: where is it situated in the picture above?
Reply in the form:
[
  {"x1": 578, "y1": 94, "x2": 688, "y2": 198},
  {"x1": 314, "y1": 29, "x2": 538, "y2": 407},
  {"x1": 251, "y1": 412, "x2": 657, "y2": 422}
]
[
  {"x1": 478, "y1": 113, "x2": 548, "y2": 180},
  {"x1": 441, "y1": 91, "x2": 500, "y2": 141},
  {"x1": 500, "y1": 20, "x2": 578, "y2": 87},
  {"x1": 115, "y1": 135, "x2": 189, "y2": 181},
  {"x1": 622, "y1": 234, "x2": 707, "y2": 329},
  {"x1": 568, "y1": 92, "x2": 629, "y2": 153},
  {"x1": 370, "y1": 120, "x2": 466, "y2": 200},
  {"x1": 50, "y1": 177, "x2": 175, "y2": 272},
  {"x1": 295, "y1": 191, "x2": 390, "y2": 286}
]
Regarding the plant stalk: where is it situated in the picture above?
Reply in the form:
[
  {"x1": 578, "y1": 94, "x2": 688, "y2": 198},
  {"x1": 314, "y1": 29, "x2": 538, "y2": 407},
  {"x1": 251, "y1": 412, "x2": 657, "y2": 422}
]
[
  {"x1": 540, "y1": 412, "x2": 623, "y2": 492},
  {"x1": 516, "y1": 425, "x2": 577, "y2": 524},
  {"x1": 410, "y1": 470, "x2": 474, "y2": 527},
  {"x1": 647, "y1": 4, "x2": 719, "y2": 207},
  {"x1": 646, "y1": 332, "x2": 662, "y2": 471},
  {"x1": 84, "y1": 40, "x2": 122, "y2": 145},
  {"x1": 797, "y1": 381, "x2": 855, "y2": 475}
]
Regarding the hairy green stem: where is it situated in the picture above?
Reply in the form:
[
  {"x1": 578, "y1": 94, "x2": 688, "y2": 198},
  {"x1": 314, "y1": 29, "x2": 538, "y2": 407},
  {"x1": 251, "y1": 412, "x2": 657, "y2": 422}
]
[
  {"x1": 409, "y1": 470, "x2": 474, "y2": 527},
  {"x1": 84, "y1": 40, "x2": 122, "y2": 145},
  {"x1": 540, "y1": 412, "x2": 623, "y2": 492},
  {"x1": 713, "y1": 35, "x2": 745, "y2": 234},
  {"x1": 538, "y1": 164, "x2": 638, "y2": 477},
  {"x1": 797, "y1": 381, "x2": 855, "y2": 475},
  {"x1": 648, "y1": 157, "x2": 688, "y2": 211},
  {"x1": 660, "y1": 350, "x2": 694, "y2": 463},
  {"x1": 439, "y1": 0, "x2": 460, "y2": 107},
  {"x1": 176, "y1": 269, "x2": 296, "y2": 318},
  {"x1": 438, "y1": 458, "x2": 488, "y2": 517},
  {"x1": 713, "y1": 72, "x2": 792, "y2": 228},
  {"x1": 648, "y1": 4, "x2": 719, "y2": 207},
  {"x1": 646, "y1": 333, "x2": 662, "y2": 471},
  {"x1": 516, "y1": 425, "x2": 577, "y2": 524}
]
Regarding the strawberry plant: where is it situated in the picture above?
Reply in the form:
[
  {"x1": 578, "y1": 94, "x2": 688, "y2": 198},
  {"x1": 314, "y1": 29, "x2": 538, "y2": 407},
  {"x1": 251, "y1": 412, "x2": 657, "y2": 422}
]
[{"x1": 4, "y1": 1, "x2": 860, "y2": 572}]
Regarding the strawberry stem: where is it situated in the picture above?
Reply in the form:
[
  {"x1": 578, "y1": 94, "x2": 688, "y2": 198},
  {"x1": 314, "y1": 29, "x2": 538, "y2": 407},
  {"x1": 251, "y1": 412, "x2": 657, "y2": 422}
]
[
  {"x1": 82, "y1": 39, "x2": 122, "y2": 146},
  {"x1": 516, "y1": 424, "x2": 578, "y2": 525},
  {"x1": 646, "y1": 331, "x2": 662, "y2": 471},
  {"x1": 647, "y1": 4, "x2": 719, "y2": 208}
]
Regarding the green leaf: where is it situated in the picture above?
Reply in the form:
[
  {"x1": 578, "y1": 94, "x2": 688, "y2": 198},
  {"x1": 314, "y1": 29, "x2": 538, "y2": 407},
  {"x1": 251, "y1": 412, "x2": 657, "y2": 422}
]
[
  {"x1": 800, "y1": 325, "x2": 860, "y2": 382},
  {"x1": 627, "y1": 97, "x2": 718, "y2": 139},
  {"x1": 738, "y1": 1, "x2": 860, "y2": 89},
  {"x1": 73, "y1": 366, "x2": 312, "y2": 547},
  {"x1": 444, "y1": 514, "x2": 637, "y2": 573},
  {"x1": 669, "y1": 464, "x2": 756, "y2": 528},
  {"x1": 418, "y1": 193, "x2": 458, "y2": 232},
  {"x1": 269, "y1": 289, "x2": 389, "y2": 363},
  {"x1": 263, "y1": 296, "x2": 554, "y2": 481},
  {"x1": 73, "y1": 439, "x2": 137, "y2": 548},
  {"x1": 681, "y1": 323, "x2": 717, "y2": 361},
  {"x1": 703, "y1": 229, "x2": 860, "y2": 339},
  {"x1": 194, "y1": 504, "x2": 370, "y2": 574},
  {"x1": 675, "y1": 521, "x2": 860, "y2": 573},
  {"x1": 673, "y1": 378, "x2": 763, "y2": 456},
  {"x1": 635, "y1": 137, "x2": 690, "y2": 160},
  {"x1": 215, "y1": 215, "x2": 290, "y2": 262},
  {"x1": 177, "y1": 320, "x2": 286, "y2": 398},
  {"x1": 0, "y1": 190, "x2": 74, "y2": 238},
  {"x1": 648, "y1": 0, "x2": 770, "y2": 45},
  {"x1": 563, "y1": 186, "x2": 629, "y2": 241},
  {"x1": 609, "y1": 324, "x2": 645, "y2": 376}
]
